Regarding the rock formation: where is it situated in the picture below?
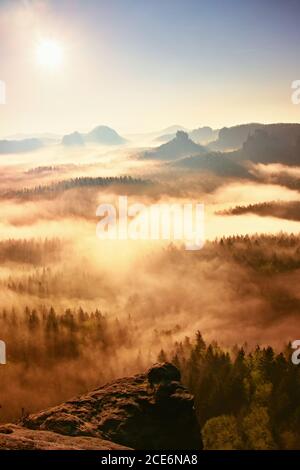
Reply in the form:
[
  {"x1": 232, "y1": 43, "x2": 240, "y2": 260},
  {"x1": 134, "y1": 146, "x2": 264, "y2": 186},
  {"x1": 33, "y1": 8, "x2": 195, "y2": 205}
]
[
  {"x1": 144, "y1": 131, "x2": 206, "y2": 160},
  {"x1": 0, "y1": 363, "x2": 202, "y2": 450}
]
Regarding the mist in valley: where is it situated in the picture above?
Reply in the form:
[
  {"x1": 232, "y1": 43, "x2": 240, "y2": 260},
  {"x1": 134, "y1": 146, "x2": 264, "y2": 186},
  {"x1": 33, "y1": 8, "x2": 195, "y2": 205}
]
[{"x1": 0, "y1": 138, "x2": 300, "y2": 425}]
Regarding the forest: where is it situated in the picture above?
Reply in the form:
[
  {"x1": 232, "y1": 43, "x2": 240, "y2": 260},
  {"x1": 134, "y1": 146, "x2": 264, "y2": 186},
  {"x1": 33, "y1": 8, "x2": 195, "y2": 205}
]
[
  {"x1": 166, "y1": 332, "x2": 300, "y2": 449},
  {"x1": 0, "y1": 234, "x2": 300, "y2": 450},
  {"x1": 1, "y1": 302, "x2": 300, "y2": 449},
  {"x1": 3, "y1": 176, "x2": 151, "y2": 199}
]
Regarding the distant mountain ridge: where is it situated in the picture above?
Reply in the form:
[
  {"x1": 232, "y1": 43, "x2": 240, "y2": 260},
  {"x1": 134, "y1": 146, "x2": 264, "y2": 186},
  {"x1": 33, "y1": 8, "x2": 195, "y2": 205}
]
[
  {"x1": 0, "y1": 138, "x2": 43, "y2": 154},
  {"x1": 62, "y1": 131, "x2": 85, "y2": 146},
  {"x1": 4, "y1": 122, "x2": 300, "y2": 164},
  {"x1": 201, "y1": 123, "x2": 300, "y2": 167},
  {"x1": 62, "y1": 125, "x2": 127, "y2": 146},
  {"x1": 189, "y1": 126, "x2": 218, "y2": 144},
  {"x1": 234, "y1": 123, "x2": 300, "y2": 165},
  {"x1": 156, "y1": 126, "x2": 218, "y2": 145},
  {"x1": 209, "y1": 123, "x2": 265, "y2": 151},
  {"x1": 156, "y1": 123, "x2": 300, "y2": 177}
]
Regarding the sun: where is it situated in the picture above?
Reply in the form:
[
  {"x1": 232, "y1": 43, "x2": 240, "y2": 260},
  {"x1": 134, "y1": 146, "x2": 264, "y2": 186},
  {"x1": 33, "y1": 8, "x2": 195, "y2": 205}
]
[{"x1": 36, "y1": 39, "x2": 63, "y2": 68}]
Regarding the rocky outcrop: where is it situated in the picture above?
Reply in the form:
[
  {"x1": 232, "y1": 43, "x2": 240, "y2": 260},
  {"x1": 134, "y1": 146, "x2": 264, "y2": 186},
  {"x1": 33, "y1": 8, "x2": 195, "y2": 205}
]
[
  {"x1": 8, "y1": 363, "x2": 201, "y2": 450},
  {"x1": 144, "y1": 131, "x2": 207, "y2": 160}
]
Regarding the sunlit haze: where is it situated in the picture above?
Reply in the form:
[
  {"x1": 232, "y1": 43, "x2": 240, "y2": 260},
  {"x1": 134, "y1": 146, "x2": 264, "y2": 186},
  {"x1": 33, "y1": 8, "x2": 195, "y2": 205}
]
[
  {"x1": 1, "y1": 0, "x2": 300, "y2": 136},
  {"x1": 35, "y1": 38, "x2": 63, "y2": 68},
  {"x1": 1, "y1": 0, "x2": 300, "y2": 453}
]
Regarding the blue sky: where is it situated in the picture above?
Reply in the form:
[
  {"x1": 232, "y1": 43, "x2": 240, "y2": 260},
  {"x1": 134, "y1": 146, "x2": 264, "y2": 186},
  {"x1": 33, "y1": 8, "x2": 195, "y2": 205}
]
[{"x1": 0, "y1": 0, "x2": 300, "y2": 135}]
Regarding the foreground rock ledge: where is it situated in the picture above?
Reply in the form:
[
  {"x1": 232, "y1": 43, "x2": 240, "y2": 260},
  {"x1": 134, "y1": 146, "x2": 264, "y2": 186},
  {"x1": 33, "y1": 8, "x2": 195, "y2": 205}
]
[
  {"x1": 0, "y1": 424, "x2": 130, "y2": 450},
  {"x1": 1, "y1": 363, "x2": 202, "y2": 450}
]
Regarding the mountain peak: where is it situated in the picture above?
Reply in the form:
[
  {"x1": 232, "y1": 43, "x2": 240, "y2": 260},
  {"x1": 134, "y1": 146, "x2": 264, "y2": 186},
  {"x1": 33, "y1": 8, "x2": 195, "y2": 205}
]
[{"x1": 85, "y1": 125, "x2": 127, "y2": 145}]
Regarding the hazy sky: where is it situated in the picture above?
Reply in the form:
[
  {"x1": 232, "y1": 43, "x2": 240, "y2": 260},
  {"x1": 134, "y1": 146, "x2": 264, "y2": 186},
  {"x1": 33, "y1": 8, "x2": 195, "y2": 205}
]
[{"x1": 0, "y1": 0, "x2": 300, "y2": 136}]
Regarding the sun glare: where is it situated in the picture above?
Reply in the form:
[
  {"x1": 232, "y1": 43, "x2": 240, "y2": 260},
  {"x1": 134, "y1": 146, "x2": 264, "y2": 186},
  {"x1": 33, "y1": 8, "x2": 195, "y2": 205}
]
[{"x1": 36, "y1": 39, "x2": 63, "y2": 68}]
